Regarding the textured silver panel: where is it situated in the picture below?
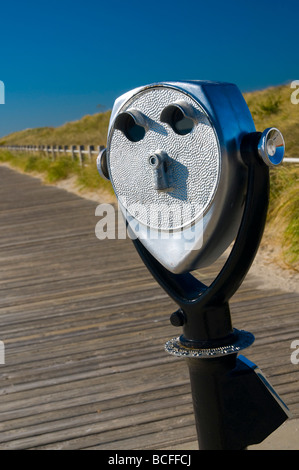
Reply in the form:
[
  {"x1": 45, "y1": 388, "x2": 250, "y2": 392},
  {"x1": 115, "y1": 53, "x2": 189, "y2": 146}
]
[{"x1": 108, "y1": 86, "x2": 220, "y2": 230}]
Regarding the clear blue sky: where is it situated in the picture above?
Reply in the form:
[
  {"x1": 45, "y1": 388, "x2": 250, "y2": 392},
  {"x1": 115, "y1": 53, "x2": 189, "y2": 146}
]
[{"x1": 0, "y1": 0, "x2": 298, "y2": 137}]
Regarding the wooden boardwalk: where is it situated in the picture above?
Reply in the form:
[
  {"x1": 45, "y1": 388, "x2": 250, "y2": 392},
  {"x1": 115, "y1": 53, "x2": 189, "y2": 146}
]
[{"x1": 0, "y1": 165, "x2": 298, "y2": 450}]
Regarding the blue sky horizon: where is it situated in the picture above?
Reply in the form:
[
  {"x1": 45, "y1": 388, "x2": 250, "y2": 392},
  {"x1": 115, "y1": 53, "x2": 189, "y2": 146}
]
[{"x1": 0, "y1": 0, "x2": 298, "y2": 138}]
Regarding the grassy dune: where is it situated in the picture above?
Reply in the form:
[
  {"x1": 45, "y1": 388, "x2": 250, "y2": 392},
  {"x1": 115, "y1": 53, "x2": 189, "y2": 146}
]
[
  {"x1": 243, "y1": 84, "x2": 299, "y2": 270},
  {"x1": 0, "y1": 84, "x2": 298, "y2": 269},
  {"x1": 0, "y1": 110, "x2": 113, "y2": 196}
]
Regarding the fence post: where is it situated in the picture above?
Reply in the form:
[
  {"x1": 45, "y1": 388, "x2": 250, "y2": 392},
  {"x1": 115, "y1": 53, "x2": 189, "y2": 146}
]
[
  {"x1": 71, "y1": 145, "x2": 76, "y2": 161},
  {"x1": 88, "y1": 145, "x2": 94, "y2": 160},
  {"x1": 78, "y1": 145, "x2": 84, "y2": 166},
  {"x1": 51, "y1": 145, "x2": 56, "y2": 161}
]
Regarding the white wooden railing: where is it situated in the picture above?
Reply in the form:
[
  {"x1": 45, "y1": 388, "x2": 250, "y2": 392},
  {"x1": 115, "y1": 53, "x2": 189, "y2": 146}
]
[
  {"x1": 0, "y1": 144, "x2": 105, "y2": 166},
  {"x1": 0, "y1": 144, "x2": 298, "y2": 164}
]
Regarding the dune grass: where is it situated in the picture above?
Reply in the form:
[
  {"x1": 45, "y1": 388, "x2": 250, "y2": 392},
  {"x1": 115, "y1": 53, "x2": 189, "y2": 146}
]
[
  {"x1": 243, "y1": 84, "x2": 299, "y2": 270},
  {"x1": 0, "y1": 111, "x2": 111, "y2": 147},
  {"x1": 266, "y1": 165, "x2": 299, "y2": 269}
]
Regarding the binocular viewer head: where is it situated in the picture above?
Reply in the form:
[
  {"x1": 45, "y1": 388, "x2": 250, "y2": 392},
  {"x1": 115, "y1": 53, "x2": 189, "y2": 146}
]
[{"x1": 98, "y1": 81, "x2": 285, "y2": 274}]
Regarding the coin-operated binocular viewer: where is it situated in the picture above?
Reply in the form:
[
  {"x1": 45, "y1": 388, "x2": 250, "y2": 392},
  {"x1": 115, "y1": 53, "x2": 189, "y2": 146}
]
[{"x1": 97, "y1": 81, "x2": 290, "y2": 450}]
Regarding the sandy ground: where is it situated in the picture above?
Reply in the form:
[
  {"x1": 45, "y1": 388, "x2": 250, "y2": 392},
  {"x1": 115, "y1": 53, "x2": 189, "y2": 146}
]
[
  {"x1": 250, "y1": 245, "x2": 299, "y2": 294},
  {"x1": 55, "y1": 173, "x2": 116, "y2": 205}
]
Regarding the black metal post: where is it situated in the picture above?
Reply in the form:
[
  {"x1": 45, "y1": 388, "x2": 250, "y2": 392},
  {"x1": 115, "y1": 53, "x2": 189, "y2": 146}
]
[
  {"x1": 186, "y1": 354, "x2": 238, "y2": 450},
  {"x1": 133, "y1": 135, "x2": 290, "y2": 450}
]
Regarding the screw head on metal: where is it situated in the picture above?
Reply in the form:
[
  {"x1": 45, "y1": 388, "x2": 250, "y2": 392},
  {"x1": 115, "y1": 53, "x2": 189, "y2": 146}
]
[
  {"x1": 170, "y1": 309, "x2": 186, "y2": 327},
  {"x1": 257, "y1": 128, "x2": 285, "y2": 166}
]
